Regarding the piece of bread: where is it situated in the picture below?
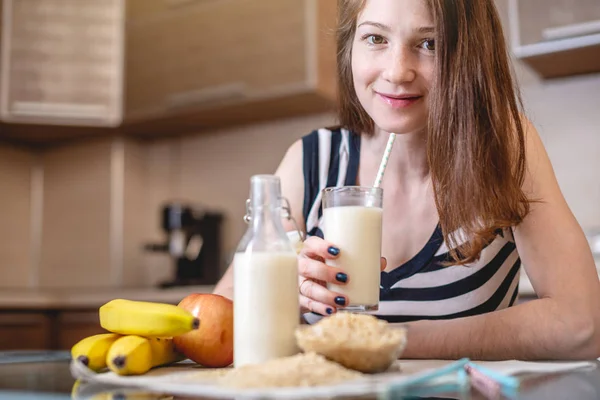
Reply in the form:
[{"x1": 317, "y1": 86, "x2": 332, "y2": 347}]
[{"x1": 295, "y1": 312, "x2": 408, "y2": 373}]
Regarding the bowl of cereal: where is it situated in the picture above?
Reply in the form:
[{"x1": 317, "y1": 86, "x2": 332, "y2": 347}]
[{"x1": 294, "y1": 312, "x2": 408, "y2": 374}]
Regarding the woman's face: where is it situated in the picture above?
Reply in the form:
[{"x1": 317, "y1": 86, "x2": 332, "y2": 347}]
[{"x1": 352, "y1": 0, "x2": 435, "y2": 135}]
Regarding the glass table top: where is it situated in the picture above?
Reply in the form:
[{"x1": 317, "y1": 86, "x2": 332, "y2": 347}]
[{"x1": 1, "y1": 351, "x2": 600, "y2": 400}]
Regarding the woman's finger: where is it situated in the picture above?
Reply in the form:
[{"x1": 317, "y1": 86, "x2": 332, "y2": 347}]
[
  {"x1": 299, "y1": 278, "x2": 349, "y2": 309},
  {"x1": 298, "y1": 257, "x2": 349, "y2": 285},
  {"x1": 301, "y1": 236, "x2": 341, "y2": 260},
  {"x1": 380, "y1": 256, "x2": 387, "y2": 271},
  {"x1": 300, "y1": 294, "x2": 334, "y2": 316}
]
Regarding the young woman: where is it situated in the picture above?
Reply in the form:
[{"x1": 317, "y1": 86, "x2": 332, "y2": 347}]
[{"x1": 214, "y1": 0, "x2": 600, "y2": 361}]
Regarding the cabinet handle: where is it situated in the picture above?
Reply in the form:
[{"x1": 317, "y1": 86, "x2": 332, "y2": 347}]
[
  {"x1": 165, "y1": 82, "x2": 247, "y2": 110},
  {"x1": 164, "y1": 0, "x2": 217, "y2": 9},
  {"x1": 542, "y1": 20, "x2": 600, "y2": 41}
]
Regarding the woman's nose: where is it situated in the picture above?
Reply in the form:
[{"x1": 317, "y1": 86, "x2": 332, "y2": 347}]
[{"x1": 381, "y1": 47, "x2": 417, "y2": 84}]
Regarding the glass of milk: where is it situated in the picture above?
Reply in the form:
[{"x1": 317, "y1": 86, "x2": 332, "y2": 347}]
[
  {"x1": 233, "y1": 175, "x2": 301, "y2": 367},
  {"x1": 322, "y1": 186, "x2": 383, "y2": 311}
]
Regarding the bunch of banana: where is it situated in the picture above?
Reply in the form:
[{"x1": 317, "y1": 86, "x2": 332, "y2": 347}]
[
  {"x1": 71, "y1": 333, "x2": 185, "y2": 376},
  {"x1": 106, "y1": 335, "x2": 185, "y2": 376},
  {"x1": 99, "y1": 299, "x2": 199, "y2": 337},
  {"x1": 71, "y1": 332, "x2": 122, "y2": 371},
  {"x1": 71, "y1": 299, "x2": 198, "y2": 376}
]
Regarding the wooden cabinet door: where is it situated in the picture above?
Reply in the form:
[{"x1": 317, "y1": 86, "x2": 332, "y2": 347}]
[
  {"x1": 124, "y1": 10, "x2": 169, "y2": 120},
  {"x1": 126, "y1": 0, "x2": 167, "y2": 22},
  {"x1": 508, "y1": 0, "x2": 600, "y2": 78},
  {"x1": 162, "y1": 0, "x2": 309, "y2": 110},
  {"x1": 123, "y1": 0, "x2": 337, "y2": 133},
  {"x1": 0, "y1": 313, "x2": 50, "y2": 350},
  {"x1": 57, "y1": 311, "x2": 107, "y2": 350},
  {"x1": 0, "y1": 0, "x2": 125, "y2": 126},
  {"x1": 515, "y1": 0, "x2": 600, "y2": 45}
]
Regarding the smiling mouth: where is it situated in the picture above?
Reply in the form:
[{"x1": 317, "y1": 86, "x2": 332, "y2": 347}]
[
  {"x1": 376, "y1": 93, "x2": 423, "y2": 108},
  {"x1": 378, "y1": 93, "x2": 422, "y2": 100}
]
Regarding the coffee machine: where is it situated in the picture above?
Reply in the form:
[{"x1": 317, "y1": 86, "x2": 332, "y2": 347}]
[{"x1": 144, "y1": 203, "x2": 224, "y2": 288}]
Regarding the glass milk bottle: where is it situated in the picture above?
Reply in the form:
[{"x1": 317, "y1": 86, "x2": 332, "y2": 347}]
[{"x1": 233, "y1": 174, "x2": 301, "y2": 367}]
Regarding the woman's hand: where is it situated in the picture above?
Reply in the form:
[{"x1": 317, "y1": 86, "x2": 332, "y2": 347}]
[{"x1": 298, "y1": 236, "x2": 387, "y2": 316}]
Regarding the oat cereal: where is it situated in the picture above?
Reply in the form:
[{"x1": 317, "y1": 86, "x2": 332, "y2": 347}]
[{"x1": 295, "y1": 312, "x2": 408, "y2": 373}]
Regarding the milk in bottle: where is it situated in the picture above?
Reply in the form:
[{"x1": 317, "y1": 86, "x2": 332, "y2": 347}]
[{"x1": 233, "y1": 175, "x2": 300, "y2": 367}]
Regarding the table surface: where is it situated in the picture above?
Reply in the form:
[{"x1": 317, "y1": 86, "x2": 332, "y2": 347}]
[{"x1": 1, "y1": 351, "x2": 600, "y2": 400}]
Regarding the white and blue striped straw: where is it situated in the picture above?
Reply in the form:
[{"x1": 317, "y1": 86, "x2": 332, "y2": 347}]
[{"x1": 373, "y1": 132, "x2": 396, "y2": 188}]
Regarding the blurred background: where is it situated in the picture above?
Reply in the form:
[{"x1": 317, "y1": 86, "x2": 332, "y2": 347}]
[{"x1": 0, "y1": 0, "x2": 598, "y2": 351}]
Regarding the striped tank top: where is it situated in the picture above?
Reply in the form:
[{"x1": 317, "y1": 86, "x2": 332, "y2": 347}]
[{"x1": 301, "y1": 127, "x2": 522, "y2": 323}]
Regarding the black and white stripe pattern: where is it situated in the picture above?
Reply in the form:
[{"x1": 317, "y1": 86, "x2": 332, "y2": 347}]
[
  {"x1": 301, "y1": 128, "x2": 521, "y2": 323},
  {"x1": 302, "y1": 127, "x2": 360, "y2": 238}
]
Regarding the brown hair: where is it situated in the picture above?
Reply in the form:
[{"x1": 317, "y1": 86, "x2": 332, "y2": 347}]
[{"x1": 335, "y1": 0, "x2": 530, "y2": 264}]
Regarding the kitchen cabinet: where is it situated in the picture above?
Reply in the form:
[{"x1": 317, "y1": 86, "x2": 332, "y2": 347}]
[
  {"x1": 123, "y1": 0, "x2": 173, "y2": 121},
  {"x1": 126, "y1": 0, "x2": 170, "y2": 21},
  {"x1": 508, "y1": 0, "x2": 600, "y2": 78},
  {"x1": 0, "y1": 312, "x2": 51, "y2": 350},
  {"x1": 56, "y1": 311, "x2": 106, "y2": 350},
  {"x1": 0, "y1": 310, "x2": 105, "y2": 351},
  {"x1": 0, "y1": 0, "x2": 124, "y2": 127},
  {"x1": 0, "y1": 285, "x2": 206, "y2": 351},
  {"x1": 0, "y1": 0, "x2": 338, "y2": 144},
  {"x1": 123, "y1": 0, "x2": 338, "y2": 137}
]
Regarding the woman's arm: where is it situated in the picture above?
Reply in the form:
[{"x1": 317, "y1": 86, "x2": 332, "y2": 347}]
[
  {"x1": 212, "y1": 139, "x2": 306, "y2": 299},
  {"x1": 400, "y1": 119, "x2": 600, "y2": 361}
]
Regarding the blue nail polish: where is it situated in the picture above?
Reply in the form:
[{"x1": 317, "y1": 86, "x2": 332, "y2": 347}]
[
  {"x1": 335, "y1": 272, "x2": 348, "y2": 283},
  {"x1": 326, "y1": 308, "x2": 333, "y2": 315},
  {"x1": 335, "y1": 297, "x2": 346, "y2": 306},
  {"x1": 328, "y1": 246, "x2": 340, "y2": 256}
]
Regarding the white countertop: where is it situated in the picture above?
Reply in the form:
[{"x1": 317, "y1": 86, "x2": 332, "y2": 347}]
[{"x1": 0, "y1": 285, "x2": 215, "y2": 310}]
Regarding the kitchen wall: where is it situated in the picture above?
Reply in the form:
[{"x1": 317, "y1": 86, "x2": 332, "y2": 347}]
[
  {"x1": 141, "y1": 112, "x2": 337, "y2": 286},
  {"x1": 495, "y1": 0, "x2": 600, "y2": 231},
  {"x1": 520, "y1": 73, "x2": 600, "y2": 231},
  {"x1": 0, "y1": 144, "x2": 33, "y2": 288},
  {"x1": 0, "y1": 1, "x2": 598, "y2": 290},
  {"x1": 0, "y1": 112, "x2": 336, "y2": 289}
]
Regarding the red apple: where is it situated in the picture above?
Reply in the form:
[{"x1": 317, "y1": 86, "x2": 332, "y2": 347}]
[{"x1": 173, "y1": 293, "x2": 234, "y2": 368}]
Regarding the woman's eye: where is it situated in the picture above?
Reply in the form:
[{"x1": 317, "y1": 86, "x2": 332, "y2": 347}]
[
  {"x1": 365, "y1": 34, "x2": 386, "y2": 45},
  {"x1": 420, "y1": 39, "x2": 436, "y2": 51}
]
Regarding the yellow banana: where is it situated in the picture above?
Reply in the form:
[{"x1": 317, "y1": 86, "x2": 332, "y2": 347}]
[
  {"x1": 106, "y1": 335, "x2": 185, "y2": 376},
  {"x1": 99, "y1": 299, "x2": 199, "y2": 337},
  {"x1": 71, "y1": 333, "x2": 121, "y2": 371},
  {"x1": 71, "y1": 378, "x2": 82, "y2": 398}
]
